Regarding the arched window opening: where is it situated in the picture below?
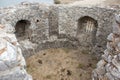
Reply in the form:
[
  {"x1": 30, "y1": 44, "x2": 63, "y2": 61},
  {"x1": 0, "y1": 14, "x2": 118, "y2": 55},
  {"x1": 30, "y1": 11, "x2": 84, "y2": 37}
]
[
  {"x1": 78, "y1": 16, "x2": 97, "y2": 33},
  {"x1": 15, "y1": 20, "x2": 31, "y2": 41},
  {"x1": 77, "y1": 16, "x2": 98, "y2": 46}
]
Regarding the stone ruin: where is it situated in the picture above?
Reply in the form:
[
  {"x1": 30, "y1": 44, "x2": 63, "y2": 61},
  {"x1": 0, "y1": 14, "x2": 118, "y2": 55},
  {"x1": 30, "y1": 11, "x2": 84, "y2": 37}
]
[
  {"x1": 92, "y1": 14, "x2": 120, "y2": 80},
  {"x1": 0, "y1": 24, "x2": 32, "y2": 80},
  {"x1": 0, "y1": 2, "x2": 120, "y2": 80}
]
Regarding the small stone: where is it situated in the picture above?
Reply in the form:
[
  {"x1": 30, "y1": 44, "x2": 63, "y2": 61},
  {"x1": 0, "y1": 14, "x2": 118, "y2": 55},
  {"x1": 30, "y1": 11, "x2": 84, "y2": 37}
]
[
  {"x1": 106, "y1": 73, "x2": 115, "y2": 80},
  {"x1": 118, "y1": 53, "x2": 120, "y2": 60},
  {"x1": 97, "y1": 60, "x2": 106, "y2": 68},
  {"x1": 102, "y1": 53, "x2": 109, "y2": 62},
  {"x1": 115, "y1": 14, "x2": 120, "y2": 23},
  {"x1": 105, "y1": 63, "x2": 111, "y2": 72},
  {"x1": 110, "y1": 67, "x2": 120, "y2": 79},
  {"x1": 108, "y1": 55, "x2": 112, "y2": 63},
  {"x1": 114, "y1": 38, "x2": 120, "y2": 44},
  {"x1": 106, "y1": 42, "x2": 114, "y2": 51},
  {"x1": 117, "y1": 42, "x2": 120, "y2": 51},
  {"x1": 107, "y1": 33, "x2": 114, "y2": 41},
  {"x1": 112, "y1": 58, "x2": 120, "y2": 72},
  {"x1": 92, "y1": 70, "x2": 98, "y2": 79},
  {"x1": 95, "y1": 67, "x2": 106, "y2": 76},
  {"x1": 113, "y1": 21, "x2": 120, "y2": 35},
  {"x1": 113, "y1": 14, "x2": 120, "y2": 35}
]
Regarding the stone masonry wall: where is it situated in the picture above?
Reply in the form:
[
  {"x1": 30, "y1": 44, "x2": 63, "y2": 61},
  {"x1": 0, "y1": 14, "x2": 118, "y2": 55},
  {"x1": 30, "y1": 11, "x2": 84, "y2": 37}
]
[
  {"x1": 92, "y1": 14, "x2": 120, "y2": 80},
  {"x1": 56, "y1": 5, "x2": 115, "y2": 56},
  {"x1": 1, "y1": 2, "x2": 120, "y2": 80},
  {"x1": 0, "y1": 3, "x2": 50, "y2": 58},
  {"x1": 0, "y1": 2, "x2": 119, "y2": 59}
]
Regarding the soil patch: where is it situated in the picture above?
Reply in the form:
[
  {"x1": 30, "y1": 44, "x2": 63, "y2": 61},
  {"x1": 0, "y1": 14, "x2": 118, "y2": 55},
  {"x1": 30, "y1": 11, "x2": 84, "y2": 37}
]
[{"x1": 26, "y1": 48, "x2": 98, "y2": 80}]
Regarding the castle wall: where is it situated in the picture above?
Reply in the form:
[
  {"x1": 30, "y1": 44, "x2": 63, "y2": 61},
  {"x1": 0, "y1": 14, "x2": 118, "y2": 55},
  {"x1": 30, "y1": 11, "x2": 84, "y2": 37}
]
[
  {"x1": 56, "y1": 5, "x2": 115, "y2": 56},
  {"x1": 0, "y1": 3, "x2": 118, "y2": 58}
]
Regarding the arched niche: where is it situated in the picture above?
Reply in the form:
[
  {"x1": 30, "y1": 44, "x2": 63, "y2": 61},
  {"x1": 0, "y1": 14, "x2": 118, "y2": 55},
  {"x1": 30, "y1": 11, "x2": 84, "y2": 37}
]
[
  {"x1": 14, "y1": 20, "x2": 31, "y2": 41},
  {"x1": 77, "y1": 16, "x2": 98, "y2": 47}
]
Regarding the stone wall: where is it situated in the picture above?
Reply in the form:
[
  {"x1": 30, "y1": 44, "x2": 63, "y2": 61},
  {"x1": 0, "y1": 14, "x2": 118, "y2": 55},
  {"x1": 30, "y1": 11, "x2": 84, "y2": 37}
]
[
  {"x1": 0, "y1": 24, "x2": 32, "y2": 80},
  {"x1": 92, "y1": 14, "x2": 120, "y2": 80},
  {"x1": 56, "y1": 5, "x2": 115, "y2": 56},
  {"x1": 1, "y1": 2, "x2": 120, "y2": 80},
  {"x1": 0, "y1": 2, "x2": 119, "y2": 59},
  {"x1": 0, "y1": 3, "x2": 50, "y2": 58}
]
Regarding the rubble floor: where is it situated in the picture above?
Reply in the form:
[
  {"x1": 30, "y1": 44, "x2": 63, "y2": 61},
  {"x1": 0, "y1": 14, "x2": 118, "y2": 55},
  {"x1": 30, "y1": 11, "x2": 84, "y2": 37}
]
[{"x1": 26, "y1": 48, "x2": 98, "y2": 80}]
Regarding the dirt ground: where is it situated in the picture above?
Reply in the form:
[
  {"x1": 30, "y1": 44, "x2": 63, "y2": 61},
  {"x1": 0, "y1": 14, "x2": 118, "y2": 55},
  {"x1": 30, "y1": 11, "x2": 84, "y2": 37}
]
[{"x1": 26, "y1": 48, "x2": 98, "y2": 80}]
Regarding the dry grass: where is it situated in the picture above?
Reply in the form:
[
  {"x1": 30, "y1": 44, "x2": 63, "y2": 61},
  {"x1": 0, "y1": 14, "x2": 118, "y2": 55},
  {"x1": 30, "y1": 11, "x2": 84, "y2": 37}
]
[{"x1": 26, "y1": 48, "x2": 98, "y2": 80}]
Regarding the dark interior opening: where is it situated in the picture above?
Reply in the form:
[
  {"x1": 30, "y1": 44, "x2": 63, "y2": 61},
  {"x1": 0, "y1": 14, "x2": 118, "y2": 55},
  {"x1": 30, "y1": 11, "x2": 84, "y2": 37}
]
[
  {"x1": 36, "y1": 19, "x2": 39, "y2": 22},
  {"x1": 77, "y1": 16, "x2": 98, "y2": 33},
  {"x1": 77, "y1": 16, "x2": 98, "y2": 46},
  {"x1": 15, "y1": 20, "x2": 31, "y2": 41}
]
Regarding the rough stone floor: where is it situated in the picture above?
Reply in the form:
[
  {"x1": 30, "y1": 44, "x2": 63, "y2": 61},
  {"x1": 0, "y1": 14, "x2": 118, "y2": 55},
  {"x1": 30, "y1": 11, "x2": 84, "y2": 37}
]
[{"x1": 26, "y1": 48, "x2": 98, "y2": 80}]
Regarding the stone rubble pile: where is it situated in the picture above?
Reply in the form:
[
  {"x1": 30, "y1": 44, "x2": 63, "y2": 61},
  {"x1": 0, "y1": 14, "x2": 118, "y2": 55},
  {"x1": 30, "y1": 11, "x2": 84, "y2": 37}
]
[
  {"x1": 0, "y1": 24, "x2": 32, "y2": 80},
  {"x1": 92, "y1": 14, "x2": 120, "y2": 80}
]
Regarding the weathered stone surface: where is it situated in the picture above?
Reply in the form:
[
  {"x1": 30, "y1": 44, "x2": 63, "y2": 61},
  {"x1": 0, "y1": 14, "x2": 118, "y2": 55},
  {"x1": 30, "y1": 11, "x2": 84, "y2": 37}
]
[
  {"x1": 92, "y1": 14, "x2": 120, "y2": 80},
  {"x1": 0, "y1": 2, "x2": 120, "y2": 80},
  {"x1": 0, "y1": 2, "x2": 118, "y2": 58},
  {"x1": 0, "y1": 24, "x2": 32, "y2": 80},
  {"x1": 107, "y1": 33, "x2": 114, "y2": 41}
]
